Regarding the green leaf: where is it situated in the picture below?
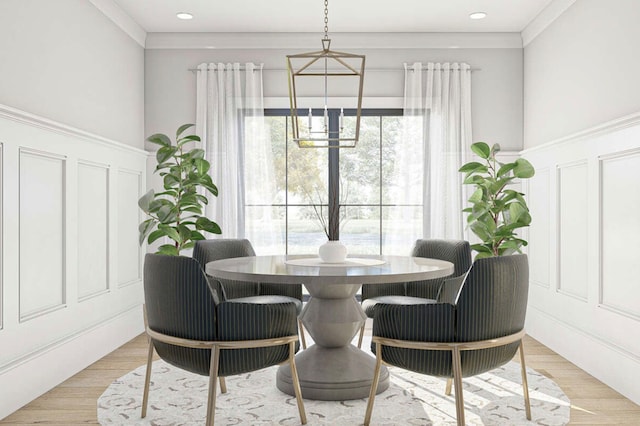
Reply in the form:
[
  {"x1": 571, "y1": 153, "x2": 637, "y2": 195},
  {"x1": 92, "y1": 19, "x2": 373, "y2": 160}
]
[
  {"x1": 147, "y1": 229, "x2": 166, "y2": 244},
  {"x1": 157, "y1": 146, "x2": 177, "y2": 164},
  {"x1": 176, "y1": 124, "x2": 195, "y2": 138},
  {"x1": 470, "y1": 142, "x2": 491, "y2": 159},
  {"x1": 513, "y1": 158, "x2": 535, "y2": 178},
  {"x1": 186, "y1": 148, "x2": 205, "y2": 160},
  {"x1": 490, "y1": 143, "x2": 501, "y2": 157},
  {"x1": 177, "y1": 224, "x2": 192, "y2": 243},
  {"x1": 163, "y1": 173, "x2": 180, "y2": 189},
  {"x1": 138, "y1": 218, "x2": 156, "y2": 245},
  {"x1": 508, "y1": 202, "x2": 527, "y2": 224},
  {"x1": 497, "y1": 163, "x2": 516, "y2": 177},
  {"x1": 475, "y1": 251, "x2": 495, "y2": 260},
  {"x1": 190, "y1": 230, "x2": 206, "y2": 241},
  {"x1": 194, "y1": 158, "x2": 210, "y2": 175},
  {"x1": 459, "y1": 162, "x2": 486, "y2": 173},
  {"x1": 196, "y1": 217, "x2": 222, "y2": 234},
  {"x1": 178, "y1": 135, "x2": 201, "y2": 145},
  {"x1": 138, "y1": 189, "x2": 154, "y2": 212},
  {"x1": 147, "y1": 133, "x2": 171, "y2": 147},
  {"x1": 157, "y1": 244, "x2": 179, "y2": 256},
  {"x1": 470, "y1": 244, "x2": 492, "y2": 254},
  {"x1": 468, "y1": 188, "x2": 484, "y2": 203},
  {"x1": 158, "y1": 224, "x2": 181, "y2": 243}
]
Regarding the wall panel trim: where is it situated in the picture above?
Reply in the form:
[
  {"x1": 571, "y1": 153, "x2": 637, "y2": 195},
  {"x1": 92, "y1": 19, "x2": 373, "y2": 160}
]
[
  {"x1": 0, "y1": 104, "x2": 147, "y2": 157},
  {"x1": 522, "y1": 110, "x2": 640, "y2": 155}
]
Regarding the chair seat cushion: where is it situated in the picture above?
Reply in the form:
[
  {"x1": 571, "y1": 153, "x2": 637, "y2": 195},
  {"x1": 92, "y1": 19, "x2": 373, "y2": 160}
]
[
  {"x1": 228, "y1": 295, "x2": 303, "y2": 315},
  {"x1": 362, "y1": 295, "x2": 436, "y2": 318}
]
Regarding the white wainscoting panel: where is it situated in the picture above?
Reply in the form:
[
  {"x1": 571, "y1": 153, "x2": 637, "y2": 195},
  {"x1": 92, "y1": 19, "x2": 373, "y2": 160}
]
[
  {"x1": 19, "y1": 149, "x2": 66, "y2": 320},
  {"x1": 556, "y1": 161, "x2": 589, "y2": 301},
  {"x1": 77, "y1": 161, "x2": 109, "y2": 300},
  {"x1": 528, "y1": 167, "x2": 550, "y2": 288},
  {"x1": 522, "y1": 112, "x2": 640, "y2": 405},
  {"x1": 117, "y1": 169, "x2": 141, "y2": 287},
  {"x1": 0, "y1": 104, "x2": 148, "y2": 419},
  {"x1": 0, "y1": 143, "x2": 3, "y2": 330},
  {"x1": 600, "y1": 149, "x2": 640, "y2": 319}
]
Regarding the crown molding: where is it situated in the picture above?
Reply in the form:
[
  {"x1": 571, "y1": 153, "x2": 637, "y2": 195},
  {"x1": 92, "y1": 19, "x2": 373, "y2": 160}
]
[
  {"x1": 145, "y1": 32, "x2": 522, "y2": 50},
  {"x1": 521, "y1": 0, "x2": 576, "y2": 47},
  {"x1": 89, "y1": 0, "x2": 147, "y2": 47}
]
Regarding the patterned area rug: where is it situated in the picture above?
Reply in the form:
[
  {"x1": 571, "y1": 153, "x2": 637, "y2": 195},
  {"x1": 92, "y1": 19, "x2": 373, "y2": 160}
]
[{"x1": 98, "y1": 359, "x2": 569, "y2": 425}]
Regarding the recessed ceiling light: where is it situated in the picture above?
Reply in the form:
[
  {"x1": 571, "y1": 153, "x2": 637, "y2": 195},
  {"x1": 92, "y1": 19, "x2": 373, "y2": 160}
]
[
  {"x1": 176, "y1": 12, "x2": 193, "y2": 20},
  {"x1": 469, "y1": 12, "x2": 487, "y2": 20}
]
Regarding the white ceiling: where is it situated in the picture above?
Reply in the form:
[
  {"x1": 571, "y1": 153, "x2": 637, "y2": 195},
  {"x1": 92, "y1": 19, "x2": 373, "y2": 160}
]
[{"x1": 112, "y1": 0, "x2": 555, "y2": 34}]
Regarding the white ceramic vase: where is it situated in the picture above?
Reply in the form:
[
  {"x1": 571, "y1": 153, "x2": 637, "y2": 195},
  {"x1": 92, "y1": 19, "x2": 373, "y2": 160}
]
[{"x1": 318, "y1": 240, "x2": 348, "y2": 263}]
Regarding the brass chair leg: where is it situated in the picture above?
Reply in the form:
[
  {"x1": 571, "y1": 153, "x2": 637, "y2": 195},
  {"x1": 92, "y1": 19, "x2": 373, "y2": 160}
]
[
  {"x1": 445, "y1": 378, "x2": 452, "y2": 396},
  {"x1": 219, "y1": 377, "x2": 227, "y2": 394},
  {"x1": 364, "y1": 341, "x2": 383, "y2": 425},
  {"x1": 206, "y1": 346, "x2": 220, "y2": 426},
  {"x1": 451, "y1": 347, "x2": 465, "y2": 426},
  {"x1": 141, "y1": 340, "x2": 154, "y2": 418},
  {"x1": 289, "y1": 341, "x2": 307, "y2": 424},
  {"x1": 519, "y1": 340, "x2": 532, "y2": 420},
  {"x1": 298, "y1": 319, "x2": 307, "y2": 350},
  {"x1": 357, "y1": 324, "x2": 365, "y2": 349}
]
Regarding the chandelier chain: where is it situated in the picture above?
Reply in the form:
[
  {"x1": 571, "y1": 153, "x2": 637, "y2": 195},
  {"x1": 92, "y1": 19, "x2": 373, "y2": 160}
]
[{"x1": 324, "y1": 0, "x2": 329, "y2": 38}]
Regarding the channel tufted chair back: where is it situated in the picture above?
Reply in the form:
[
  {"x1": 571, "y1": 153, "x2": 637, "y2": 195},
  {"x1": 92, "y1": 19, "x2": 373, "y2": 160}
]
[
  {"x1": 193, "y1": 239, "x2": 308, "y2": 348},
  {"x1": 142, "y1": 253, "x2": 307, "y2": 425},
  {"x1": 192, "y1": 238, "x2": 259, "y2": 299},
  {"x1": 364, "y1": 254, "x2": 531, "y2": 426}
]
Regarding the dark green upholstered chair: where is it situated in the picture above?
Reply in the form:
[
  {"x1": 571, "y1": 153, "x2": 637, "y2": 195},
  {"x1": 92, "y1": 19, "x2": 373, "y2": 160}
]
[
  {"x1": 364, "y1": 254, "x2": 531, "y2": 426},
  {"x1": 142, "y1": 253, "x2": 306, "y2": 426},
  {"x1": 357, "y1": 239, "x2": 472, "y2": 348},
  {"x1": 192, "y1": 239, "x2": 308, "y2": 348}
]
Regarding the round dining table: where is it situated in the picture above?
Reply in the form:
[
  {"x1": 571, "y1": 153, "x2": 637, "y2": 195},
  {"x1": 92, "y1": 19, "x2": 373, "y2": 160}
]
[{"x1": 205, "y1": 254, "x2": 454, "y2": 401}]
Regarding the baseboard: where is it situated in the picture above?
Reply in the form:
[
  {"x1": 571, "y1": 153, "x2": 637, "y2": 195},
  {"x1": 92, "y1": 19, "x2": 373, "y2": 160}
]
[
  {"x1": 526, "y1": 306, "x2": 640, "y2": 405},
  {"x1": 0, "y1": 305, "x2": 144, "y2": 420}
]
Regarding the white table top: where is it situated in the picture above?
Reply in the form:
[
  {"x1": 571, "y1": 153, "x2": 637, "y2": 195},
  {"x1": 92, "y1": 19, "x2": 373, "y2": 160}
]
[{"x1": 205, "y1": 255, "x2": 454, "y2": 285}]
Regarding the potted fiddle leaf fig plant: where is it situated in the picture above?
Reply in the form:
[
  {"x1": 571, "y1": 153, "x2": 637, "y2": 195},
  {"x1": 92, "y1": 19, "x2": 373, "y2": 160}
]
[
  {"x1": 459, "y1": 142, "x2": 535, "y2": 259},
  {"x1": 138, "y1": 124, "x2": 221, "y2": 256}
]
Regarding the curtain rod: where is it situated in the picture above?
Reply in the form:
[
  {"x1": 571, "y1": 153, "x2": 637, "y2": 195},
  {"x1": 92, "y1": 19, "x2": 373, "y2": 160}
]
[{"x1": 188, "y1": 66, "x2": 480, "y2": 72}]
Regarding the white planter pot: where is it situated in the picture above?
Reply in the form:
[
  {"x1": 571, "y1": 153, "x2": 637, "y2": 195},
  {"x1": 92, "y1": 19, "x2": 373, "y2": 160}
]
[{"x1": 318, "y1": 240, "x2": 348, "y2": 263}]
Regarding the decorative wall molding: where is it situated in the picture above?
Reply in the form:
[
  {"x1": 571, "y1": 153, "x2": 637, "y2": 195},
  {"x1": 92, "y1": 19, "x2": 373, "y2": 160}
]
[
  {"x1": 0, "y1": 104, "x2": 147, "y2": 418},
  {"x1": 88, "y1": 0, "x2": 146, "y2": 47},
  {"x1": 526, "y1": 305, "x2": 640, "y2": 405},
  {"x1": 522, "y1": 110, "x2": 640, "y2": 155},
  {"x1": 555, "y1": 160, "x2": 588, "y2": 302},
  {"x1": 598, "y1": 148, "x2": 640, "y2": 320},
  {"x1": 522, "y1": 117, "x2": 640, "y2": 405},
  {"x1": 0, "y1": 104, "x2": 148, "y2": 158},
  {"x1": 0, "y1": 143, "x2": 3, "y2": 330},
  {"x1": 521, "y1": 0, "x2": 577, "y2": 47},
  {"x1": 146, "y1": 31, "x2": 523, "y2": 50},
  {"x1": 18, "y1": 149, "x2": 67, "y2": 322}
]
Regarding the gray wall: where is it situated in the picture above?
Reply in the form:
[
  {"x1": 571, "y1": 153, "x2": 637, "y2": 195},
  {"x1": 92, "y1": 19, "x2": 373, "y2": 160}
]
[
  {"x1": 0, "y1": 0, "x2": 144, "y2": 148},
  {"x1": 145, "y1": 46, "x2": 523, "y2": 151},
  {"x1": 524, "y1": 0, "x2": 640, "y2": 148}
]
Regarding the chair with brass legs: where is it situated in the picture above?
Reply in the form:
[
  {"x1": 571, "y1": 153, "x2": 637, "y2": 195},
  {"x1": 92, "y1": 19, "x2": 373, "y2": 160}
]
[
  {"x1": 193, "y1": 239, "x2": 308, "y2": 349},
  {"x1": 142, "y1": 253, "x2": 307, "y2": 426},
  {"x1": 357, "y1": 239, "x2": 471, "y2": 348},
  {"x1": 364, "y1": 254, "x2": 531, "y2": 426}
]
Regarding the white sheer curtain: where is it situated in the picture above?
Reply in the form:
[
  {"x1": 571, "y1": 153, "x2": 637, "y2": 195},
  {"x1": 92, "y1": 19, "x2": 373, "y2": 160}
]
[
  {"x1": 397, "y1": 62, "x2": 472, "y2": 240},
  {"x1": 195, "y1": 62, "x2": 283, "y2": 249}
]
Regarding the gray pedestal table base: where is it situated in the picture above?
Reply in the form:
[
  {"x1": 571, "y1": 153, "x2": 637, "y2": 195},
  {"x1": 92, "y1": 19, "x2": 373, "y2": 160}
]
[{"x1": 276, "y1": 282, "x2": 389, "y2": 400}]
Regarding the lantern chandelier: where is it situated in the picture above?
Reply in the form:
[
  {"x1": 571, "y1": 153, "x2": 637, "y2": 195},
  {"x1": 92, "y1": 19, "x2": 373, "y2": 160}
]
[{"x1": 286, "y1": 0, "x2": 366, "y2": 148}]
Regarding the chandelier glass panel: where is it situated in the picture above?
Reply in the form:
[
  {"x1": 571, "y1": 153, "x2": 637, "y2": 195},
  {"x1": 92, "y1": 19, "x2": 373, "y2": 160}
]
[{"x1": 286, "y1": 0, "x2": 366, "y2": 148}]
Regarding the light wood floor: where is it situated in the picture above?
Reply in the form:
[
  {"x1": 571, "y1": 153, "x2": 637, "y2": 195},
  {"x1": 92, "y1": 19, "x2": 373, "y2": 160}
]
[{"x1": 1, "y1": 332, "x2": 639, "y2": 425}]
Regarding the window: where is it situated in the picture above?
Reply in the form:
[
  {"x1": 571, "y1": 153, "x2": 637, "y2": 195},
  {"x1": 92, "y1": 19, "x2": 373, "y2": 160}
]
[{"x1": 245, "y1": 109, "x2": 423, "y2": 255}]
